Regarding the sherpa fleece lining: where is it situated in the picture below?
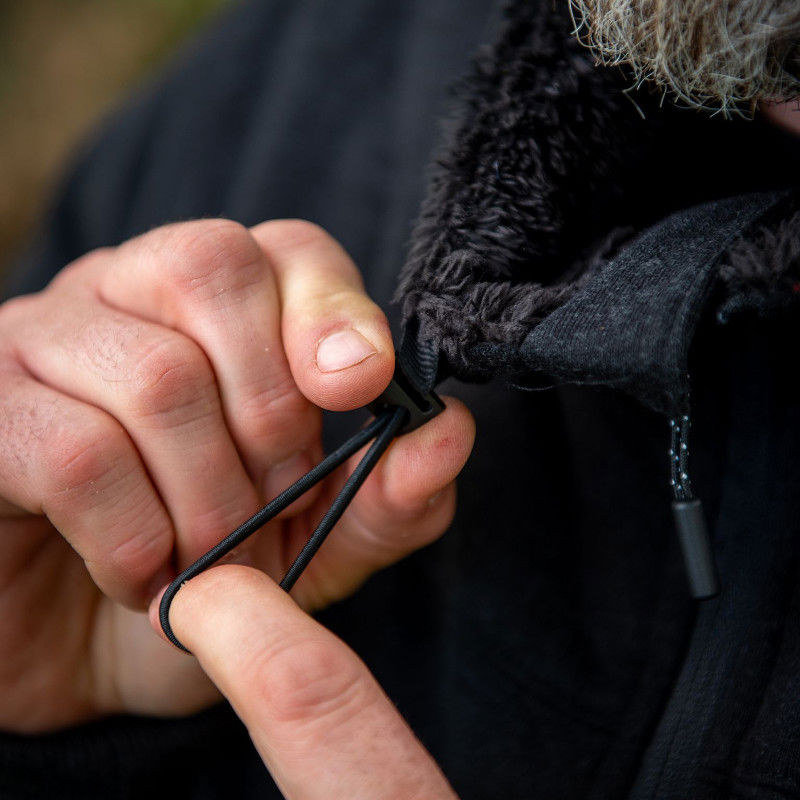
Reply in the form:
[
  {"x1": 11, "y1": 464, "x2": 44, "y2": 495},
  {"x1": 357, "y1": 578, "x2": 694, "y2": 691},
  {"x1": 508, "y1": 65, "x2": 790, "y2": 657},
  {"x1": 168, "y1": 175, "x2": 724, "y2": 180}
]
[
  {"x1": 395, "y1": 0, "x2": 800, "y2": 387},
  {"x1": 718, "y1": 209, "x2": 800, "y2": 321},
  {"x1": 396, "y1": 0, "x2": 643, "y2": 382}
]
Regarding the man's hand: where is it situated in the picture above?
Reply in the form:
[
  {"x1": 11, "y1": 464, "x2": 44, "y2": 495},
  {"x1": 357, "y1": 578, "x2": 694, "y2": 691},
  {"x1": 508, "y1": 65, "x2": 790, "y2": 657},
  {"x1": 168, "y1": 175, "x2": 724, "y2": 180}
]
[
  {"x1": 0, "y1": 219, "x2": 474, "y2": 732},
  {"x1": 155, "y1": 565, "x2": 459, "y2": 800}
]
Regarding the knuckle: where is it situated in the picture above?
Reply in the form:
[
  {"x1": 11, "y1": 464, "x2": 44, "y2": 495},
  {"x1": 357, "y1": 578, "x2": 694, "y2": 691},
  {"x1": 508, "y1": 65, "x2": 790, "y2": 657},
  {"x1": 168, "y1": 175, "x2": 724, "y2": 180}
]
[
  {"x1": 160, "y1": 219, "x2": 264, "y2": 299},
  {"x1": 302, "y1": 287, "x2": 371, "y2": 318},
  {"x1": 254, "y1": 637, "x2": 370, "y2": 728},
  {"x1": 238, "y1": 375, "x2": 318, "y2": 446},
  {"x1": 179, "y1": 498, "x2": 254, "y2": 558},
  {"x1": 41, "y1": 414, "x2": 171, "y2": 594},
  {"x1": 100, "y1": 508, "x2": 171, "y2": 588},
  {"x1": 44, "y1": 416, "x2": 125, "y2": 498},
  {"x1": 129, "y1": 336, "x2": 216, "y2": 422}
]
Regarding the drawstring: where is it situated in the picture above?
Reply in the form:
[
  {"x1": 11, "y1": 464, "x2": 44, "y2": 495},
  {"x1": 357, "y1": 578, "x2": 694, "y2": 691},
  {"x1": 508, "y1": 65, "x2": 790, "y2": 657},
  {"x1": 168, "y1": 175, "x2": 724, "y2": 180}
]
[
  {"x1": 279, "y1": 406, "x2": 407, "y2": 592},
  {"x1": 669, "y1": 413, "x2": 694, "y2": 502},
  {"x1": 159, "y1": 339, "x2": 718, "y2": 652},
  {"x1": 160, "y1": 364, "x2": 444, "y2": 654},
  {"x1": 669, "y1": 402, "x2": 720, "y2": 599}
]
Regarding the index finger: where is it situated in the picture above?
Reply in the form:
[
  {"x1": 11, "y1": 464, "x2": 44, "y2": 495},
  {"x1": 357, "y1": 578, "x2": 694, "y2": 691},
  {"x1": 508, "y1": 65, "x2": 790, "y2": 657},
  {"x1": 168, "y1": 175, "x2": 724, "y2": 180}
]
[{"x1": 153, "y1": 565, "x2": 457, "y2": 800}]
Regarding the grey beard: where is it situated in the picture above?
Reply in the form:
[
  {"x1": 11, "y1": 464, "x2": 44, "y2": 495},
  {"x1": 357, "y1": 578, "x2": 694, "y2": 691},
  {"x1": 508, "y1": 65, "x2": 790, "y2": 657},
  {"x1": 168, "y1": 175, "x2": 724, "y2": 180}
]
[{"x1": 569, "y1": 0, "x2": 800, "y2": 115}]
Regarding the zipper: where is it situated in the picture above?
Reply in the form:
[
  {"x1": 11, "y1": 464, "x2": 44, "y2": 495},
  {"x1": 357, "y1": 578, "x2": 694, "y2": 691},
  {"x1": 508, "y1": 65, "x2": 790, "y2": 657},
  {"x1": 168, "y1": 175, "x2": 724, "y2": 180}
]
[{"x1": 669, "y1": 405, "x2": 720, "y2": 599}]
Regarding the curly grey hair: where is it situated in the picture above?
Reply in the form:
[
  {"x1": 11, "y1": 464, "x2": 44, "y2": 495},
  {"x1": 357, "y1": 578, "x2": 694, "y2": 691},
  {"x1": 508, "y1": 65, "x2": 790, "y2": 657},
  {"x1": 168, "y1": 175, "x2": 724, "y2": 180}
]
[{"x1": 570, "y1": 0, "x2": 800, "y2": 115}]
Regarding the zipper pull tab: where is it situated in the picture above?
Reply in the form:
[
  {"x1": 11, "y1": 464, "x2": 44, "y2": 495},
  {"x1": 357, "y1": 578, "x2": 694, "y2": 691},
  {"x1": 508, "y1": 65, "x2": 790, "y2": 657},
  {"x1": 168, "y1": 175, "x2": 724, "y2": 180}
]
[
  {"x1": 669, "y1": 414, "x2": 720, "y2": 599},
  {"x1": 672, "y1": 498, "x2": 719, "y2": 599}
]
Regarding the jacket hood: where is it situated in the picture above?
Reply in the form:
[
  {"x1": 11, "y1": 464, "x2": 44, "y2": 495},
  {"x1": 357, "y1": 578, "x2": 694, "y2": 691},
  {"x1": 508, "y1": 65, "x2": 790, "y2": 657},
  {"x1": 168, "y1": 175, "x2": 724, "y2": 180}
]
[{"x1": 395, "y1": 0, "x2": 800, "y2": 415}]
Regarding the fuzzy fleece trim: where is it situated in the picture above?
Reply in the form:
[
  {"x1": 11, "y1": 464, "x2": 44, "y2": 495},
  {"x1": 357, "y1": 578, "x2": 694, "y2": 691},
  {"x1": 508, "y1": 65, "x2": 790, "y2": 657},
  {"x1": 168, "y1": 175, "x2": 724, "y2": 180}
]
[
  {"x1": 717, "y1": 209, "x2": 800, "y2": 322},
  {"x1": 395, "y1": 0, "x2": 657, "y2": 380}
]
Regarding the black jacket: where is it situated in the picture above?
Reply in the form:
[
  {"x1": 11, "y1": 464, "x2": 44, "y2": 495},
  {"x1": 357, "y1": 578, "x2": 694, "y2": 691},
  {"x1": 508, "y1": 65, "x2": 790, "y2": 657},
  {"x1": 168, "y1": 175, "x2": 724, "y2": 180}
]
[{"x1": 2, "y1": 1, "x2": 800, "y2": 798}]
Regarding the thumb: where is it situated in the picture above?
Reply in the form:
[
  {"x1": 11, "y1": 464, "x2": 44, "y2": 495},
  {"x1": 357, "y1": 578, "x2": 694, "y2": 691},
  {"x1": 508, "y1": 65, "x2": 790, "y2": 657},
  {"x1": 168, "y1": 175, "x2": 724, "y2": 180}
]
[
  {"x1": 151, "y1": 565, "x2": 458, "y2": 800},
  {"x1": 250, "y1": 220, "x2": 395, "y2": 411}
]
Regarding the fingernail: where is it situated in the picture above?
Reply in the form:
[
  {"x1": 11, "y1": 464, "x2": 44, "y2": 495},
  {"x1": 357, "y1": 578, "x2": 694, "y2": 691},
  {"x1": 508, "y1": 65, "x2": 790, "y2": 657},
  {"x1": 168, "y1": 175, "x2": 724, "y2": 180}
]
[{"x1": 316, "y1": 329, "x2": 376, "y2": 373}]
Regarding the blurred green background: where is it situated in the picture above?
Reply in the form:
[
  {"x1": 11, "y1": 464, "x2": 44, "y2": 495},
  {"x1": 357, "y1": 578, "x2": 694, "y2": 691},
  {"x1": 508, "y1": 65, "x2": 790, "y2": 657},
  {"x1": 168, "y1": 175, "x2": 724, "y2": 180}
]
[{"x1": 0, "y1": 0, "x2": 229, "y2": 274}]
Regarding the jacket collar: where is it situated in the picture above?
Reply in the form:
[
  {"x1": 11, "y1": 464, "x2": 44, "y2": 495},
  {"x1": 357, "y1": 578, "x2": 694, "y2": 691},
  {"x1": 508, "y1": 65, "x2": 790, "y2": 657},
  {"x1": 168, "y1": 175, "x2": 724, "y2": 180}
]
[{"x1": 396, "y1": 0, "x2": 800, "y2": 414}]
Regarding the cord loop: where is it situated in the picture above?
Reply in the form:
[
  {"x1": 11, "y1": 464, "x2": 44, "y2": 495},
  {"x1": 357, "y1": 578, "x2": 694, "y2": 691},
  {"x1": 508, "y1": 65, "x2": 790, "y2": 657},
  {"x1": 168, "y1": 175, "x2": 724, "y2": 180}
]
[{"x1": 159, "y1": 366, "x2": 444, "y2": 653}]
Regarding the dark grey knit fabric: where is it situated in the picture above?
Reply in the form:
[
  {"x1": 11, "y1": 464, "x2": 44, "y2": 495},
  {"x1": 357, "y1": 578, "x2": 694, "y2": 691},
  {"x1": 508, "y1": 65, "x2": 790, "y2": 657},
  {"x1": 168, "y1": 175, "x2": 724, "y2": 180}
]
[{"x1": 512, "y1": 192, "x2": 791, "y2": 414}]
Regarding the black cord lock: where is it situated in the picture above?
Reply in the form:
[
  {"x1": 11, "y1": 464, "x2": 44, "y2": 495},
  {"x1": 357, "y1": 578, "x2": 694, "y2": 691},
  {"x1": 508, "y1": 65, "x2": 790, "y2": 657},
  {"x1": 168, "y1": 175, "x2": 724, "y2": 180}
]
[{"x1": 367, "y1": 361, "x2": 444, "y2": 435}]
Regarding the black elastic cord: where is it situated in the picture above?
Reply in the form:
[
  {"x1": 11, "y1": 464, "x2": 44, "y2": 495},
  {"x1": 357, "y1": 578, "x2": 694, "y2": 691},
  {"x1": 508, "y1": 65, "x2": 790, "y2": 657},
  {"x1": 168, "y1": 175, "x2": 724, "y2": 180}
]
[
  {"x1": 280, "y1": 405, "x2": 407, "y2": 590},
  {"x1": 159, "y1": 410, "x2": 397, "y2": 652}
]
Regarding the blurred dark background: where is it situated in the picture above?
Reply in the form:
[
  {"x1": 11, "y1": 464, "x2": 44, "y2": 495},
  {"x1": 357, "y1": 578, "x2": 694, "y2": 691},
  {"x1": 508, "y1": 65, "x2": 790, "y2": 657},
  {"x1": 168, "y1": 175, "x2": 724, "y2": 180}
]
[{"x1": 0, "y1": 0, "x2": 229, "y2": 276}]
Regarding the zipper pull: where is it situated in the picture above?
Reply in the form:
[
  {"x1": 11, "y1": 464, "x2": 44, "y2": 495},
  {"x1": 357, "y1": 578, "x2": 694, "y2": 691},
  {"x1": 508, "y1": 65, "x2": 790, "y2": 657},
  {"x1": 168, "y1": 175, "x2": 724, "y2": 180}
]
[{"x1": 669, "y1": 414, "x2": 720, "y2": 599}]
